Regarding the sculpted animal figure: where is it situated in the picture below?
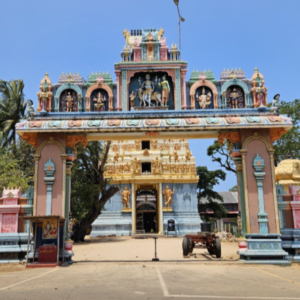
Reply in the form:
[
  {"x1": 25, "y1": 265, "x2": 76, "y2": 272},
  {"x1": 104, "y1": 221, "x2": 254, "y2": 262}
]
[{"x1": 137, "y1": 88, "x2": 162, "y2": 107}]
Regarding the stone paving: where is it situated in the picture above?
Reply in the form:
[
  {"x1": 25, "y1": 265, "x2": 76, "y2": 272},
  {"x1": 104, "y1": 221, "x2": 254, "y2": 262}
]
[{"x1": 0, "y1": 237, "x2": 300, "y2": 300}]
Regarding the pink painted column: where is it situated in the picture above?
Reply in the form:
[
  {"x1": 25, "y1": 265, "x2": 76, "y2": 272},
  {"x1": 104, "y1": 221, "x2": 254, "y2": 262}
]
[
  {"x1": 181, "y1": 69, "x2": 188, "y2": 110},
  {"x1": 289, "y1": 185, "x2": 300, "y2": 228},
  {"x1": 115, "y1": 70, "x2": 122, "y2": 111}
]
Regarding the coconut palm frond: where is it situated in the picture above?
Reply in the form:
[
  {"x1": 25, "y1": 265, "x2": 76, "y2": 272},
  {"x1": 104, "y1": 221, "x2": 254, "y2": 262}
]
[{"x1": 0, "y1": 79, "x2": 26, "y2": 147}]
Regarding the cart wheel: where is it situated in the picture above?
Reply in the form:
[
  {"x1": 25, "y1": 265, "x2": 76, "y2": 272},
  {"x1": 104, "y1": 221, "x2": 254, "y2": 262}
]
[
  {"x1": 215, "y1": 238, "x2": 221, "y2": 258},
  {"x1": 207, "y1": 245, "x2": 214, "y2": 255},
  {"x1": 188, "y1": 238, "x2": 193, "y2": 254},
  {"x1": 182, "y1": 237, "x2": 189, "y2": 256}
]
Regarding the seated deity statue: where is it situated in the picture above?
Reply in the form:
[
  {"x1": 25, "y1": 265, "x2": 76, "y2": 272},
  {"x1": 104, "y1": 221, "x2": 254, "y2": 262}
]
[
  {"x1": 196, "y1": 87, "x2": 211, "y2": 109},
  {"x1": 93, "y1": 92, "x2": 106, "y2": 112}
]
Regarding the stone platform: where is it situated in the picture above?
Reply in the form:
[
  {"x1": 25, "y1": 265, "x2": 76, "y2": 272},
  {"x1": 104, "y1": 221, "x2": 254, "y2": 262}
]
[{"x1": 238, "y1": 234, "x2": 290, "y2": 265}]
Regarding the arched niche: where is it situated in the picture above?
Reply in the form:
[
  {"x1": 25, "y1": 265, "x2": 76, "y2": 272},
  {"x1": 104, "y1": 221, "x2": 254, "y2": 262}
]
[
  {"x1": 221, "y1": 79, "x2": 250, "y2": 109},
  {"x1": 90, "y1": 88, "x2": 109, "y2": 112},
  {"x1": 86, "y1": 83, "x2": 113, "y2": 112},
  {"x1": 59, "y1": 89, "x2": 79, "y2": 112},
  {"x1": 54, "y1": 83, "x2": 82, "y2": 112},
  {"x1": 190, "y1": 80, "x2": 218, "y2": 109},
  {"x1": 128, "y1": 71, "x2": 175, "y2": 110}
]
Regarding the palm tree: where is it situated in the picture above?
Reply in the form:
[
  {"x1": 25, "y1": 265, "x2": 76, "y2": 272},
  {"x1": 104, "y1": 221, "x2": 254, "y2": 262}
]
[{"x1": 0, "y1": 79, "x2": 27, "y2": 147}]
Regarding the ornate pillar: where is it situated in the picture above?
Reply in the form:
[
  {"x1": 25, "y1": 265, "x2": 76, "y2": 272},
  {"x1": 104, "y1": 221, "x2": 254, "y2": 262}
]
[
  {"x1": 269, "y1": 149, "x2": 280, "y2": 233},
  {"x1": 115, "y1": 70, "x2": 122, "y2": 111},
  {"x1": 240, "y1": 149, "x2": 251, "y2": 233},
  {"x1": 181, "y1": 69, "x2": 187, "y2": 110},
  {"x1": 33, "y1": 154, "x2": 40, "y2": 216},
  {"x1": 158, "y1": 183, "x2": 163, "y2": 234},
  {"x1": 253, "y1": 154, "x2": 268, "y2": 234},
  {"x1": 65, "y1": 159, "x2": 73, "y2": 237},
  {"x1": 234, "y1": 157, "x2": 247, "y2": 236},
  {"x1": 44, "y1": 158, "x2": 56, "y2": 216},
  {"x1": 131, "y1": 183, "x2": 136, "y2": 234}
]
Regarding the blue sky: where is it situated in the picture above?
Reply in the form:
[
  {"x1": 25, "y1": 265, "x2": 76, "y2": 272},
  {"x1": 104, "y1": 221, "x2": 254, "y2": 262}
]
[{"x1": 1, "y1": 0, "x2": 299, "y2": 191}]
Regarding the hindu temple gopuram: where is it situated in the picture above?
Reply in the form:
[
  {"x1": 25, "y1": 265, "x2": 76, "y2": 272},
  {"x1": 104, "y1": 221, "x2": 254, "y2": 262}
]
[{"x1": 14, "y1": 27, "x2": 297, "y2": 263}]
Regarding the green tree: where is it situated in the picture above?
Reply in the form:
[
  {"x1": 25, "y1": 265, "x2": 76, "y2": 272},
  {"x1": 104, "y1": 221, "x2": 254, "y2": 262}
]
[
  {"x1": 197, "y1": 166, "x2": 227, "y2": 220},
  {"x1": 229, "y1": 185, "x2": 238, "y2": 192},
  {"x1": 207, "y1": 140, "x2": 236, "y2": 174},
  {"x1": 0, "y1": 79, "x2": 27, "y2": 147},
  {"x1": 0, "y1": 139, "x2": 34, "y2": 192},
  {"x1": 71, "y1": 141, "x2": 119, "y2": 242},
  {"x1": 0, "y1": 148, "x2": 29, "y2": 192},
  {"x1": 273, "y1": 99, "x2": 300, "y2": 164}
]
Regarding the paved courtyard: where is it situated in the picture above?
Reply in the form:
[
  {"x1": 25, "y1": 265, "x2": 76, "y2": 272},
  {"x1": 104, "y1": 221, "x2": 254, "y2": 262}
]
[{"x1": 0, "y1": 237, "x2": 300, "y2": 300}]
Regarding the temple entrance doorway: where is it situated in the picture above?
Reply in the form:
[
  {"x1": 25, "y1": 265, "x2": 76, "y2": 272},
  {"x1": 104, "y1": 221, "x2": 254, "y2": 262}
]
[{"x1": 136, "y1": 185, "x2": 158, "y2": 233}]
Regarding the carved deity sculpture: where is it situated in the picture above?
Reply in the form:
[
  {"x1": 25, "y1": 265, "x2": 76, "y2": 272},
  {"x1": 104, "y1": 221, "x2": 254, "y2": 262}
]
[
  {"x1": 114, "y1": 153, "x2": 120, "y2": 163},
  {"x1": 138, "y1": 74, "x2": 162, "y2": 107},
  {"x1": 140, "y1": 74, "x2": 155, "y2": 106},
  {"x1": 229, "y1": 88, "x2": 239, "y2": 109},
  {"x1": 120, "y1": 186, "x2": 131, "y2": 208},
  {"x1": 131, "y1": 157, "x2": 140, "y2": 173},
  {"x1": 129, "y1": 91, "x2": 136, "y2": 108},
  {"x1": 196, "y1": 87, "x2": 212, "y2": 109},
  {"x1": 123, "y1": 162, "x2": 131, "y2": 172},
  {"x1": 158, "y1": 75, "x2": 170, "y2": 106},
  {"x1": 271, "y1": 94, "x2": 280, "y2": 114},
  {"x1": 135, "y1": 140, "x2": 141, "y2": 151},
  {"x1": 186, "y1": 150, "x2": 191, "y2": 161},
  {"x1": 152, "y1": 157, "x2": 161, "y2": 173},
  {"x1": 255, "y1": 74, "x2": 266, "y2": 107},
  {"x1": 173, "y1": 151, "x2": 179, "y2": 162},
  {"x1": 93, "y1": 92, "x2": 106, "y2": 112},
  {"x1": 163, "y1": 185, "x2": 175, "y2": 208},
  {"x1": 65, "y1": 92, "x2": 74, "y2": 112},
  {"x1": 38, "y1": 80, "x2": 51, "y2": 112},
  {"x1": 151, "y1": 140, "x2": 157, "y2": 150},
  {"x1": 26, "y1": 100, "x2": 35, "y2": 119}
]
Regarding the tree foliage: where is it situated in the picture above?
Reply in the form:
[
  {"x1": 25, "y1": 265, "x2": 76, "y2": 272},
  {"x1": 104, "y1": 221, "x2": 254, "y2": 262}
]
[
  {"x1": 229, "y1": 185, "x2": 238, "y2": 192},
  {"x1": 197, "y1": 166, "x2": 227, "y2": 220},
  {"x1": 71, "y1": 141, "x2": 119, "y2": 242},
  {"x1": 207, "y1": 140, "x2": 236, "y2": 174},
  {"x1": 273, "y1": 99, "x2": 300, "y2": 165},
  {"x1": 0, "y1": 79, "x2": 27, "y2": 146},
  {"x1": 0, "y1": 139, "x2": 34, "y2": 192}
]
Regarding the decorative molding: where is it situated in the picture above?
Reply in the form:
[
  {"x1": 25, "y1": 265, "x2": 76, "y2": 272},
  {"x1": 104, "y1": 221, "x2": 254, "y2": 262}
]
[
  {"x1": 218, "y1": 132, "x2": 241, "y2": 146},
  {"x1": 242, "y1": 132, "x2": 271, "y2": 151},
  {"x1": 270, "y1": 128, "x2": 289, "y2": 144},
  {"x1": 36, "y1": 136, "x2": 66, "y2": 156},
  {"x1": 66, "y1": 135, "x2": 88, "y2": 148}
]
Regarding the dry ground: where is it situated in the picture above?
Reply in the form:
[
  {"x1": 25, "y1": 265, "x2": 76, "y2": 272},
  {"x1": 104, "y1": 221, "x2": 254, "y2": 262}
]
[{"x1": 72, "y1": 236, "x2": 240, "y2": 262}]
